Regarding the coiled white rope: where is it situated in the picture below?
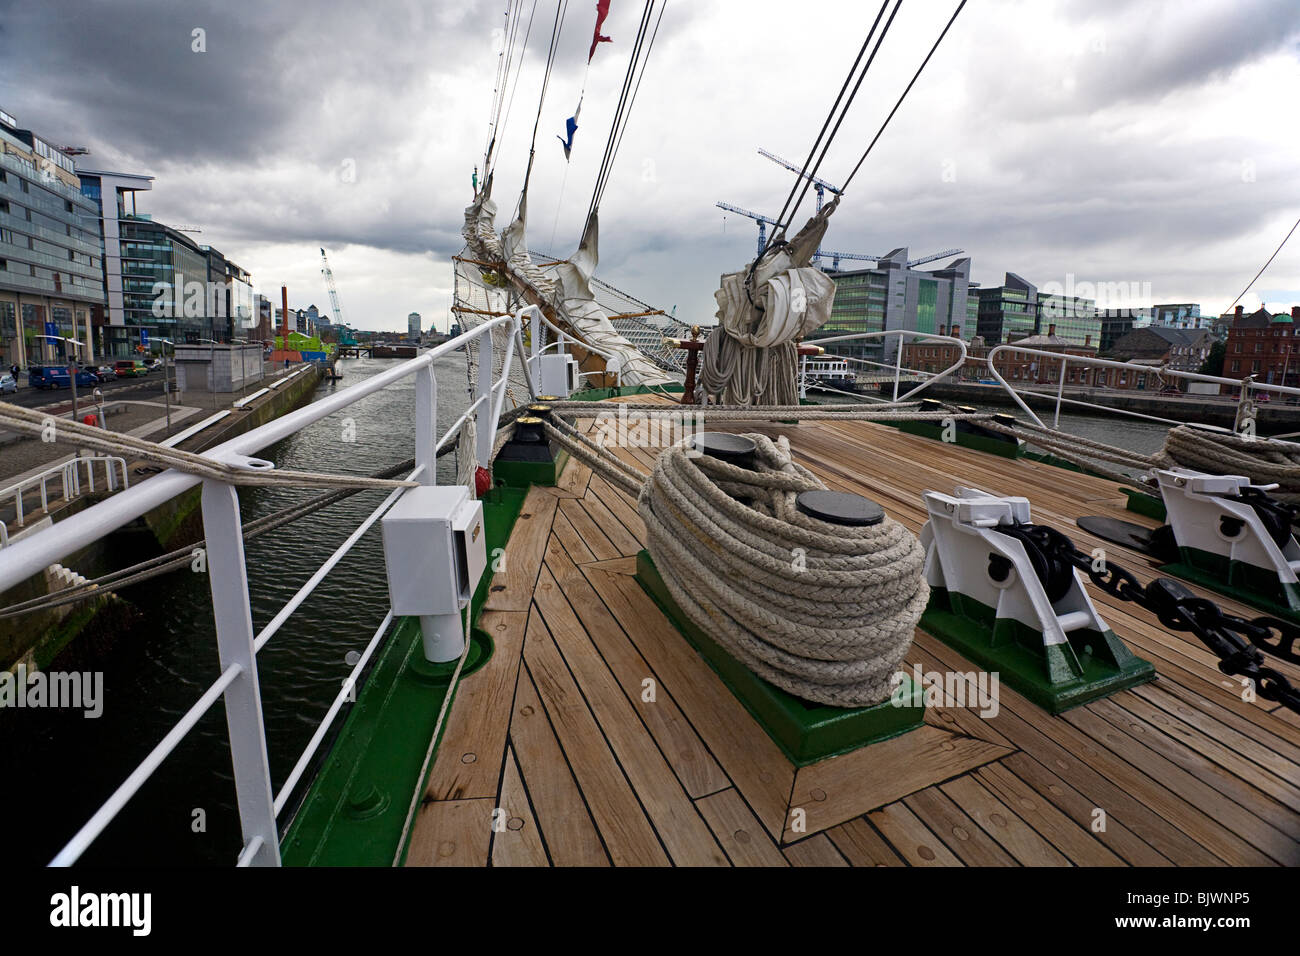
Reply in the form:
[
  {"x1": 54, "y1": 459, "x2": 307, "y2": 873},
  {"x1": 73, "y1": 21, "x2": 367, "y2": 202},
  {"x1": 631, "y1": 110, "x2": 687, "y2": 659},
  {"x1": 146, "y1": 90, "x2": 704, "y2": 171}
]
[
  {"x1": 639, "y1": 433, "x2": 927, "y2": 706},
  {"x1": 539, "y1": 413, "x2": 927, "y2": 706}
]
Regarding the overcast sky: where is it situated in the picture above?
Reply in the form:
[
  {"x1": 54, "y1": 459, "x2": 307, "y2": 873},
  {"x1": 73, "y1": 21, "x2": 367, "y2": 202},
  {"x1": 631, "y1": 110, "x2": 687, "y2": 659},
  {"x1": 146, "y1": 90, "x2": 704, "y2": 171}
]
[{"x1": 2, "y1": 0, "x2": 1298, "y2": 332}]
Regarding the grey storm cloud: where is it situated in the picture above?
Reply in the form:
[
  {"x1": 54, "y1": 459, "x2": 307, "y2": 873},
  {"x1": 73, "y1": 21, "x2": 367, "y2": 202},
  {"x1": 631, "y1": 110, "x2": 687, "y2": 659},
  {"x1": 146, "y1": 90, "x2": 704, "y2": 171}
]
[{"x1": 1, "y1": 0, "x2": 1298, "y2": 328}]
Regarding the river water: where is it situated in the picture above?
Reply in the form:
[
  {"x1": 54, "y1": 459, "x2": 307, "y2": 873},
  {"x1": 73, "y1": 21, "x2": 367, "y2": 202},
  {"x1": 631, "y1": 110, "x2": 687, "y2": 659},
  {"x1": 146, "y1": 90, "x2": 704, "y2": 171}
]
[{"x1": 1, "y1": 357, "x2": 1174, "y2": 865}]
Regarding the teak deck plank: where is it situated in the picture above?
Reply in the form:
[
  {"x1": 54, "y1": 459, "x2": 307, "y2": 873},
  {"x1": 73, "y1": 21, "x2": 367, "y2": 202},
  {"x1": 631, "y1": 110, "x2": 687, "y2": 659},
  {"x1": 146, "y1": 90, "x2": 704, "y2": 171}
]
[
  {"x1": 696, "y1": 788, "x2": 788, "y2": 867},
  {"x1": 404, "y1": 798, "x2": 494, "y2": 867},
  {"x1": 782, "y1": 833, "x2": 849, "y2": 867},
  {"x1": 904, "y1": 786, "x2": 1018, "y2": 866},
  {"x1": 545, "y1": 547, "x2": 729, "y2": 798},
  {"x1": 586, "y1": 567, "x2": 796, "y2": 840},
  {"x1": 532, "y1": 563, "x2": 729, "y2": 866},
  {"x1": 509, "y1": 666, "x2": 609, "y2": 866},
  {"x1": 867, "y1": 802, "x2": 965, "y2": 867},
  {"x1": 440, "y1": 409, "x2": 1300, "y2": 866},
  {"x1": 939, "y1": 774, "x2": 1072, "y2": 866},
  {"x1": 783, "y1": 724, "x2": 1011, "y2": 842},
  {"x1": 522, "y1": 608, "x2": 669, "y2": 865},
  {"x1": 424, "y1": 609, "x2": 527, "y2": 800},
  {"x1": 975, "y1": 760, "x2": 1127, "y2": 867},
  {"x1": 826, "y1": 817, "x2": 905, "y2": 867},
  {"x1": 491, "y1": 746, "x2": 549, "y2": 867},
  {"x1": 485, "y1": 485, "x2": 559, "y2": 611}
]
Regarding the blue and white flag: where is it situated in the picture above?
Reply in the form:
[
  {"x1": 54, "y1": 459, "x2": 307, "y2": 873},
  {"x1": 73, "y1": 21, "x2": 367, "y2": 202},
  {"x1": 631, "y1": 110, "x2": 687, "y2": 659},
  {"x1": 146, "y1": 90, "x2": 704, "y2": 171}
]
[{"x1": 557, "y1": 100, "x2": 582, "y2": 161}]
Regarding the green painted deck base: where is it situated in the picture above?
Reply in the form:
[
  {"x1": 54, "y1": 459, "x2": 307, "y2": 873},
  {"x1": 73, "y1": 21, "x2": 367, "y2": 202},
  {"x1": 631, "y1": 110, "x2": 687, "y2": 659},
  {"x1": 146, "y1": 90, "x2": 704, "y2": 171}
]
[
  {"x1": 1165, "y1": 547, "x2": 1300, "y2": 625},
  {"x1": 894, "y1": 419, "x2": 1022, "y2": 459},
  {"x1": 493, "y1": 448, "x2": 569, "y2": 488},
  {"x1": 280, "y1": 484, "x2": 527, "y2": 866},
  {"x1": 920, "y1": 587, "x2": 1155, "y2": 714},
  {"x1": 1123, "y1": 488, "x2": 1167, "y2": 521},
  {"x1": 635, "y1": 551, "x2": 924, "y2": 766}
]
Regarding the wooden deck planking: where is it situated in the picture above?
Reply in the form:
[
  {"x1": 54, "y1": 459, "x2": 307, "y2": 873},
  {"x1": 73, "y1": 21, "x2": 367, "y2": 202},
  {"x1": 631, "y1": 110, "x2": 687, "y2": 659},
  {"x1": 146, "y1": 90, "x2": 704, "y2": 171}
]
[
  {"x1": 491, "y1": 746, "x2": 550, "y2": 867},
  {"x1": 409, "y1": 407, "x2": 1300, "y2": 866}
]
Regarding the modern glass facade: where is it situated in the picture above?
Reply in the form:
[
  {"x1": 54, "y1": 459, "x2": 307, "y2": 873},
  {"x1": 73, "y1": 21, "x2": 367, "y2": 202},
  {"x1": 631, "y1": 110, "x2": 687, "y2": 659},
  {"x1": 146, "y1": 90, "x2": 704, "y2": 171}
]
[{"x1": 0, "y1": 114, "x2": 104, "y2": 367}]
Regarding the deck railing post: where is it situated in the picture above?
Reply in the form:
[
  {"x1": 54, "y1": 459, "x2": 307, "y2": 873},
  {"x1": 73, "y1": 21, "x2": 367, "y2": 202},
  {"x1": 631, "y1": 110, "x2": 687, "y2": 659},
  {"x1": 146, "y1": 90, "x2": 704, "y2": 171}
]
[
  {"x1": 200, "y1": 479, "x2": 281, "y2": 866},
  {"x1": 1055, "y1": 357, "x2": 1067, "y2": 428},
  {"x1": 476, "y1": 329, "x2": 494, "y2": 470},
  {"x1": 414, "y1": 363, "x2": 437, "y2": 487}
]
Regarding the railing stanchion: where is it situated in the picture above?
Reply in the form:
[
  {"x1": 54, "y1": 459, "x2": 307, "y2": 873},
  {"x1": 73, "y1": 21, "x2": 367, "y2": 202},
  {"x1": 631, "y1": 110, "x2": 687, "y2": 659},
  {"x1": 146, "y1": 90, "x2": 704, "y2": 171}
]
[
  {"x1": 476, "y1": 327, "x2": 495, "y2": 470},
  {"x1": 893, "y1": 332, "x2": 903, "y2": 402},
  {"x1": 1055, "y1": 357, "x2": 1067, "y2": 429},
  {"x1": 414, "y1": 363, "x2": 437, "y2": 487},
  {"x1": 200, "y1": 479, "x2": 281, "y2": 867}
]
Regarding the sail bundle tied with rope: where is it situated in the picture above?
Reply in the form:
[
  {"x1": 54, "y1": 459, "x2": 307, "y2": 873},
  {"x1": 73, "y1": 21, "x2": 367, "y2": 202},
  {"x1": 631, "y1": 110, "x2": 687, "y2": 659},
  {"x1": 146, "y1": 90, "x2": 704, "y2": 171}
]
[
  {"x1": 637, "y1": 432, "x2": 928, "y2": 707},
  {"x1": 699, "y1": 200, "x2": 839, "y2": 406}
]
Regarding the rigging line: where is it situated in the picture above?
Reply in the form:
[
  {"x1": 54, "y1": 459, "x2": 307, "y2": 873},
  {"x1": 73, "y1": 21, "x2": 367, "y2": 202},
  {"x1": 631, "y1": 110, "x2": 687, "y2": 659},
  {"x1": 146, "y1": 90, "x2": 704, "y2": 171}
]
[
  {"x1": 1223, "y1": 212, "x2": 1300, "y2": 316},
  {"x1": 520, "y1": 0, "x2": 570, "y2": 199},
  {"x1": 769, "y1": 0, "x2": 890, "y2": 237},
  {"x1": 778, "y1": 0, "x2": 903, "y2": 236},
  {"x1": 488, "y1": 0, "x2": 540, "y2": 175},
  {"x1": 594, "y1": 0, "x2": 659, "y2": 213},
  {"x1": 585, "y1": 0, "x2": 656, "y2": 226},
  {"x1": 841, "y1": 0, "x2": 968, "y2": 191},
  {"x1": 585, "y1": 0, "x2": 654, "y2": 225},
  {"x1": 483, "y1": 0, "x2": 518, "y2": 170},
  {"x1": 593, "y1": 0, "x2": 666, "y2": 214}
]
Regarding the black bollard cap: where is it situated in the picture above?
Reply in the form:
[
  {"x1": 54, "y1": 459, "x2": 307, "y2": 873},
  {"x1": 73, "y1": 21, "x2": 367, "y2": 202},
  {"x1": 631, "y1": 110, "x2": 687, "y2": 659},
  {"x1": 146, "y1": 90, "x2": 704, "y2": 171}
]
[
  {"x1": 690, "y1": 433, "x2": 758, "y2": 469},
  {"x1": 514, "y1": 415, "x2": 546, "y2": 443},
  {"x1": 795, "y1": 490, "x2": 885, "y2": 526}
]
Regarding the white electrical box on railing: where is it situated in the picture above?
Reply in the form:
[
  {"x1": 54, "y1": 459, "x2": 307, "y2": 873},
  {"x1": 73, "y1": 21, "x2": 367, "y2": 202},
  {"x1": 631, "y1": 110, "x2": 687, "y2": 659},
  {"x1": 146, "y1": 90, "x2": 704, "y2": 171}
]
[
  {"x1": 381, "y1": 485, "x2": 487, "y2": 616},
  {"x1": 528, "y1": 353, "x2": 580, "y2": 398}
]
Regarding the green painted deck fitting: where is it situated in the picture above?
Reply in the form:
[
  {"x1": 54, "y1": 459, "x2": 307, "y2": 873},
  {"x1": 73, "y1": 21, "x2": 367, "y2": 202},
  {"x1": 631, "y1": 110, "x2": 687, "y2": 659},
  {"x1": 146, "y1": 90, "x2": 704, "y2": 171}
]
[
  {"x1": 279, "y1": 484, "x2": 527, "y2": 866},
  {"x1": 1123, "y1": 488, "x2": 1167, "y2": 521},
  {"x1": 894, "y1": 419, "x2": 1021, "y2": 459},
  {"x1": 567, "y1": 383, "x2": 685, "y2": 401},
  {"x1": 635, "y1": 551, "x2": 924, "y2": 766},
  {"x1": 920, "y1": 586, "x2": 1155, "y2": 714},
  {"x1": 1165, "y1": 547, "x2": 1300, "y2": 625},
  {"x1": 493, "y1": 448, "x2": 569, "y2": 489}
]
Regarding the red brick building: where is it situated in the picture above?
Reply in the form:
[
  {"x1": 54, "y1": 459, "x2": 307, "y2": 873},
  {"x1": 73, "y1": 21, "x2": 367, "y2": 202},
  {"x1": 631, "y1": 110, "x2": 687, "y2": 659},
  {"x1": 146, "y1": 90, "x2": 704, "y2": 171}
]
[
  {"x1": 1222, "y1": 305, "x2": 1300, "y2": 388},
  {"x1": 901, "y1": 323, "x2": 1100, "y2": 385}
]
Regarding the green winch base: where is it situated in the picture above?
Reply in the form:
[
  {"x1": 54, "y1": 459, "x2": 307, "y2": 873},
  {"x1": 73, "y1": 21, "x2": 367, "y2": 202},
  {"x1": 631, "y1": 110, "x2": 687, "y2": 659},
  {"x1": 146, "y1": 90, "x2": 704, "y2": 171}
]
[
  {"x1": 635, "y1": 550, "x2": 924, "y2": 766},
  {"x1": 1122, "y1": 488, "x2": 1167, "y2": 522},
  {"x1": 493, "y1": 447, "x2": 569, "y2": 489},
  {"x1": 893, "y1": 418, "x2": 1021, "y2": 459},
  {"x1": 280, "y1": 484, "x2": 528, "y2": 866},
  {"x1": 1164, "y1": 546, "x2": 1300, "y2": 625},
  {"x1": 920, "y1": 586, "x2": 1156, "y2": 714}
]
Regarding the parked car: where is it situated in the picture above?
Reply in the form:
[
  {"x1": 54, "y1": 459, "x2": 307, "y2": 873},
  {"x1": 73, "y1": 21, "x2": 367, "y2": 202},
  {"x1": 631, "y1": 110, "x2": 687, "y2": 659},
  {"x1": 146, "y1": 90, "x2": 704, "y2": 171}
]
[
  {"x1": 1256, "y1": 391, "x2": 1271, "y2": 404},
  {"x1": 92, "y1": 365, "x2": 118, "y2": 382},
  {"x1": 0, "y1": 372, "x2": 16, "y2": 395},
  {"x1": 146, "y1": 357, "x2": 163, "y2": 370},
  {"x1": 114, "y1": 360, "x2": 148, "y2": 378},
  {"x1": 1158, "y1": 384, "x2": 1181, "y2": 395},
  {"x1": 28, "y1": 365, "x2": 97, "y2": 388}
]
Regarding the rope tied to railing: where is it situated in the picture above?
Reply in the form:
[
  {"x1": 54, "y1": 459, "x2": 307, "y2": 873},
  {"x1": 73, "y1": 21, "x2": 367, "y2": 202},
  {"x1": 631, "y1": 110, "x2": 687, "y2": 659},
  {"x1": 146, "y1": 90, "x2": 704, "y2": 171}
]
[{"x1": 0, "y1": 401, "x2": 416, "y2": 491}]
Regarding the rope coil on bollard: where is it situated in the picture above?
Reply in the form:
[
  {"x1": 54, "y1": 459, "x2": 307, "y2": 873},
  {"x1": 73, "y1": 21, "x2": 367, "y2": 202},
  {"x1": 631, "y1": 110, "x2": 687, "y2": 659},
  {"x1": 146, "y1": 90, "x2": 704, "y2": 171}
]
[{"x1": 638, "y1": 433, "x2": 928, "y2": 706}]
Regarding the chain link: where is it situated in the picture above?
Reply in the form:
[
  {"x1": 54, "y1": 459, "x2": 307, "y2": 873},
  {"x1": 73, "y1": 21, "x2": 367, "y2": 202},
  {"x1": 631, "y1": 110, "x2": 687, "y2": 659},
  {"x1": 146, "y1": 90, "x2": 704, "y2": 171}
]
[{"x1": 1001, "y1": 522, "x2": 1300, "y2": 713}]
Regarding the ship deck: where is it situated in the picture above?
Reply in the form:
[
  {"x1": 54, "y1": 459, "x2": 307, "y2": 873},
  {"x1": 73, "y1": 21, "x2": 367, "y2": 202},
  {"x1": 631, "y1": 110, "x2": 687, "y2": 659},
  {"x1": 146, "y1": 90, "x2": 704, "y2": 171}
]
[{"x1": 404, "y1": 405, "x2": 1300, "y2": 866}]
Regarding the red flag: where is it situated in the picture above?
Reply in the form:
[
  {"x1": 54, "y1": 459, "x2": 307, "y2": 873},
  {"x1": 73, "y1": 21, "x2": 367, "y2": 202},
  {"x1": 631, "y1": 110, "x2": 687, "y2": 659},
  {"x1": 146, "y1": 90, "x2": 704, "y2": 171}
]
[{"x1": 588, "y1": 0, "x2": 613, "y2": 62}]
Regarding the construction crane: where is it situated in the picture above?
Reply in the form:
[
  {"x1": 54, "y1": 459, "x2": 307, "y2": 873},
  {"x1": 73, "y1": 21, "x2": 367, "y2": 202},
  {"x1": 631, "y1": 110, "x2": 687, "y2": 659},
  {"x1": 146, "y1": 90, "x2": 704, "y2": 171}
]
[
  {"x1": 819, "y1": 251, "x2": 878, "y2": 271},
  {"x1": 757, "y1": 148, "x2": 843, "y2": 213},
  {"x1": 320, "y1": 247, "x2": 347, "y2": 328},
  {"x1": 905, "y1": 248, "x2": 964, "y2": 268},
  {"x1": 716, "y1": 202, "x2": 780, "y2": 257}
]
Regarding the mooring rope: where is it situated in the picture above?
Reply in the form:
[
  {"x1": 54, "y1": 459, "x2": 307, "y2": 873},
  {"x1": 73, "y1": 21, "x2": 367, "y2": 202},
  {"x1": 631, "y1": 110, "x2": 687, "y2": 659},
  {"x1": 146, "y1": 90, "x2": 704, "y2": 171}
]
[
  {"x1": 539, "y1": 415, "x2": 926, "y2": 706},
  {"x1": 1162, "y1": 426, "x2": 1300, "y2": 501},
  {"x1": 0, "y1": 401, "x2": 415, "y2": 491},
  {"x1": 640, "y1": 433, "x2": 927, "y2": 706}
]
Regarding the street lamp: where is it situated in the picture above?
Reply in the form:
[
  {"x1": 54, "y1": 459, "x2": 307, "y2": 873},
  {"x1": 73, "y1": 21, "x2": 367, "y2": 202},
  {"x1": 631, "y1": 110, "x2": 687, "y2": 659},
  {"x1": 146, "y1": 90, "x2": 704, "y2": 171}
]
[
  {"x1": 35, "y1": 334, "x2": 88, "y2": 423},
  {"x1": 156, "y1": 338, "x2": 176, "y2": 437}
]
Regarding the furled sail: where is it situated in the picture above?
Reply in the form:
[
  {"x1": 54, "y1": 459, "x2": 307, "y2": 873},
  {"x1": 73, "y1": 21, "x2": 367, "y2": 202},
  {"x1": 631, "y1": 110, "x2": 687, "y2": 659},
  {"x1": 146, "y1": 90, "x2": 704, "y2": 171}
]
[{"x1": 698, "y1": 199, "x2": 840, "y2": 405}]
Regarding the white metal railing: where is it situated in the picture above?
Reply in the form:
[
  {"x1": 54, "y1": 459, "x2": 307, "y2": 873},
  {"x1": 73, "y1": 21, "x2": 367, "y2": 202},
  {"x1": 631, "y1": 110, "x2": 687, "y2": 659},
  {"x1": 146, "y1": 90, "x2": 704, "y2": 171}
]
[
  {"x1": 0, "y1": 312, "x2": 525, "y2": 868},
  {"x1": 983, "y1": 345, "x2": 1299, "y2": 433},
  {"x1": 0, "y1": 456, "x2": 130, "y2": 527},
  {"x1": 531, "y1": 310, "x2": 624, "y2": 389},
  {"x1": 805, "y1": 330, "x2": 969, "y2": 402}
]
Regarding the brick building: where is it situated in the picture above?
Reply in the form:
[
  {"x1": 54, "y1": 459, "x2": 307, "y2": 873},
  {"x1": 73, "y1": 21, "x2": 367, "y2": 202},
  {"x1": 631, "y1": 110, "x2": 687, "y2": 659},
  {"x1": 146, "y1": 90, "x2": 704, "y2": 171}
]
[
  {"x1": 1107, "y1": 325, "x2": 1213, "y2": 373},
  {"x1": 1223, "y1": 304, "x2": 1300, "y2": 388}
]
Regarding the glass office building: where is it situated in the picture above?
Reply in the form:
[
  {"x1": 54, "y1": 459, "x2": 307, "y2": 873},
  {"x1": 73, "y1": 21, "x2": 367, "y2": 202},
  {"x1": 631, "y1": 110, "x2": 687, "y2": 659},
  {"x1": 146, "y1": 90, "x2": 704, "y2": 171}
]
[{"x1": 0, "y1": 108, "x2": 104, "y2": 368}]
